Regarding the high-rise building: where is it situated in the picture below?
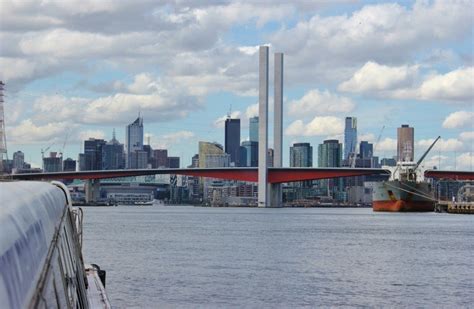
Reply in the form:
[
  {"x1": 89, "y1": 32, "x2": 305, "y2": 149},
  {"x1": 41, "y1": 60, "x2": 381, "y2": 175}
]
[
  {"x1": 359, "y1": 141, "x2": 373, "y2": 159},
  {"x1": 191, "y1": 154, "x2": 199, "y2": 168},
  {"x1": 318, "y1": 140, "x2": 343, "y2": 198},
  {"x1": 249, "y1": 116, "x2": 259, "y2": 142},
  {"x1": 318, "y1": 140, "x2": 342, "y2": 168},
  {"x1": 43, "y1": 152, "x2": 62, "y2": 172},
  {"x1": 152, "y1": 149, "x2": 168, "y2": 168},
  {"x1": 225, "y1": 117, "x2": 241, "y2": 166},
  {"x1": 78, "y1": 153, "x2": 86, "y2": 171},
  {"x1": 101, "y1": 134, "x2": 125, "y2": 170},
  {"x1": 63, "y1": 158, "x2": 76, "y2": 171},
  {"x1": 126, "y1": 116, "x2": 144, "y2": 168},
  {"x1": 290, "y1": 143, "x2": 313, "y2": 167},
  {"x1": 84, "y1": 138, "x2": 106, "y2": 170},
  {"x1": 241, "y1": 141, "x2": 258, "y2": 167},
  {"x1": 397, "y1": 124, "x2": 414, "y2": 162},
  {"x1": 167, "y1": 156, "x2": 180, "y2": 168},
  {"x1": 12, "y1": 151, "x2": 24, "y2": 170},
  {"x1": 199, "y1": 141, "x2": 225, "y2": 168},
  {"x1": 344, "y1": 117, "x2": 357, "y2": 161},
  {"x1": 129, "y1": 150, "x2": 148, "y2": 169}
]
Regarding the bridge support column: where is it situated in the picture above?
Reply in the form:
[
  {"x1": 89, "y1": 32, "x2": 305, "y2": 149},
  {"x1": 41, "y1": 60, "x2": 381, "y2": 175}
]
[
  {"x1": 271, "y1": 52, "x2": 284, "y2": 208},
  {"x1": 85, "y1": 179, "x2": 100, "y2": 204},
  {"x1": 258, "y1": 46, "x2": 269, "y2": 207}
]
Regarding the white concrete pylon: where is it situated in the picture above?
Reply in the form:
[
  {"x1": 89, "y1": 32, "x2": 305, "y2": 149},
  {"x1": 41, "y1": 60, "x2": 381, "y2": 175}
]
[{"x1": 258, "y1": 46, "x2": 269, "y2": 207}]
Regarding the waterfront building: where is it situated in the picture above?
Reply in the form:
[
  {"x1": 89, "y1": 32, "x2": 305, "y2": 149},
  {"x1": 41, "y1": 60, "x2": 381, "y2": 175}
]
[
  {"x1": 63, "y1": 158, "x2": 76, "y2": 171},
  {"x1": 397, "y1": 124, "x2": 414, "y2": 162},
  {"x1": 344, "y1": 117, "x2": 357, "y2": 161},
  {"x1": 249, "y1": 116, "x2": 259, "y2": 142},
  {"x1": 43, "y1": 152, "x2": 62, "y2": 172},
  {"x1": 290, "y1": 143, "x2": 313, "y2": 167},
  {"x1": 126, "y1": 116, "x2": 144, "y2": 168},
  {"x1": 101, "y1": 134, "x2": 125, "y2": 170},
  {"x1": 241, "y1": 141, "x2": 258, "y2": 167},
  {"x1": 12, "y1": 151, "x2": 24, "y2": 170},
  {"x1": 225, "y1": 117, "x2": 241, "y2": 166}
]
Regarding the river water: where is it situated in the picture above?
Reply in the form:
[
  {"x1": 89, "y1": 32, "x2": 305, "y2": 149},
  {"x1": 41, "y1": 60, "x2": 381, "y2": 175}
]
[{"x1": 82, "y1": 206, "x2": 473, "y2": 308}]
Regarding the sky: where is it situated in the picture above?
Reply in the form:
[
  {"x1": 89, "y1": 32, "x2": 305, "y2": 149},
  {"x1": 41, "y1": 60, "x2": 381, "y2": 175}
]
[{"x1": 1, "y1": 0, "x2": 473, "y2": 170}]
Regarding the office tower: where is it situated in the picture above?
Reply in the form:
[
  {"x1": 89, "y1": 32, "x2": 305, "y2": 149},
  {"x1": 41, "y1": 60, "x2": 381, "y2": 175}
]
[
  {"x1": 397, "y1": 124, "x2": 414, "y2": 162},
  {"x1": 152, "y1": 149, "x2": 168, "y2": 168},
  {"x1": 84, "y1": 138, "x2": 106, "y2": 170},
  {"x1": 318, "y1": 140, "x2": 342, "y2": 167},
  {"x1": 167, "y1": 156, "x2": 180, "y2": 168},
  {"x1": 129, "y1": 150, "x2": 148, "y2": 169},
  {"x1": 78, "y1": 154, "x2": 86, "y2": 171},
  {"x1": 344, "y1": 117, "x2": 357, "y2": 161},
  {"x1": 12, "y1": 151, "x2": 24, "y2": 170},
  {"x1": 241, "y1": 141, "x2": 258, "y2": 167},
  {"x1": 249, "y1": 116, "x2": 259, "y2": 142},
  {"x1": 101, "y1": 134, "x2": 125, "y2": 170},
  {"x1": 290, "y1": 143, "x2": 313, "y2": 167},
  {"x1": 359, "y1": 141, "x2": 373, "y2": 159},
  {"x1": 126, "y1": 116, "x2": 144, "y2": 168},
  {"x1": 43, "y1": 152, "x2": 62, "y2": 172},
  {"x1": 63, "y1": 158, "x2": 76, "y2": 171},
  {"x1": 199, "y1": 141, "x2": 225, "y2": 168},
  {"x1": 143, "y1": 144, "x2": 153, "y2": 163},
  {"x1": 225, "y1": 117, "x2": 241, "y2": 166},
  {"x1": 191, "y1": 154, "x2": 199, "y2": 168}
]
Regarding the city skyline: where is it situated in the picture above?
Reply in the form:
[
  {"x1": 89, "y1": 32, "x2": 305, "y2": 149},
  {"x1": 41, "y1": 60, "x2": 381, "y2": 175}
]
[{"x1": 1, "y1": 1, "x2": 472, "y2": 170}]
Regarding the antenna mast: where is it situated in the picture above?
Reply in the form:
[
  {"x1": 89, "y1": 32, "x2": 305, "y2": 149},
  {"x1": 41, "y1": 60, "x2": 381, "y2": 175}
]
[{"x1": 0, "y1": 81, "x2": 8, "y2": 174}]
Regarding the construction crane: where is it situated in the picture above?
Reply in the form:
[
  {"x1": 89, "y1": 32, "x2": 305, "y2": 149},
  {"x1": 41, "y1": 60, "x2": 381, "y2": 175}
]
[
  {"x1": 59, "y1": 129, "x2": 70, "y2": 159},
  {"x1": 41, "y1": 142, "x2": 55, "y2": 170},
  {"x1": 369, "y1": 125, "x2": 385, "y2": 168}
]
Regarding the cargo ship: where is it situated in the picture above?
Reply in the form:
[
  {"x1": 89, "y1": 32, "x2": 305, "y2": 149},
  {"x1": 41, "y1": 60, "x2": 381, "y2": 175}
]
[{"x1": 372, "y1": 136, "x2": 440, "y2": 212}]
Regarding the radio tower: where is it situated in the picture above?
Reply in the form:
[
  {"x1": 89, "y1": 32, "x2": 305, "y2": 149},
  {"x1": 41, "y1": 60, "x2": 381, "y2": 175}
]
[{"x1": 0, "y1": 81, "x2": 8, "y2": 173}]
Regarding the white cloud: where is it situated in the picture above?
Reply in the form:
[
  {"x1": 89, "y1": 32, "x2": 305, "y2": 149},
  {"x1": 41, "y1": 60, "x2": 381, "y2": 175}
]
[
  {"x1": 77, "y1": 130, "x2": 106, "y2": 141},
  {"x1": 456, "y1": 152, "x2": 474, "y2": 170},
  {"x1": 151, "y1": 130, "x2": 195, "y2": 149},
  {"x1": 359, "y1": 133, "x2": 375, "y2": 142},
  {"x1": 459, "y1": 131, "x2": 474, "y2": 141},
  {"x1": 417, "y1": 138, "x2": 464, "y2": 152},
  {"x1": 422, "y1": 155, "x2": 449, "y2": 170},
  {"x1": 375, "y1": 137, "x2": 397, "y2": 152},
  {"x1": 420, "y1": 67, "x2": 474, "y2": 102},
  {"x1": 245, "y1": 103, "x2": 259, "y2": 119},
  {"x1": 288, "y1": 89, "x2": 355, "y2": 117},
  {"x1": 285, "y1": 116, "x2": 344, "y2": 136},
  {"x1": 442, "y1": 111, "x2": 474, "y2": 129},
  {"x1": 7, "y1": 119, "x2": 75, "y2": 143},
  {"x1": 338, "y1": 62, "x2": 418, "y2": 93},
  {"x1": 213, "y1": 111, "x2": 241, "y2": 128}
]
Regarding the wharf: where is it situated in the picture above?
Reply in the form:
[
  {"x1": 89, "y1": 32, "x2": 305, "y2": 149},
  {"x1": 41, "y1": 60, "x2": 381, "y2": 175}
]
[{"x1": 435, "y1": 201, "x2": 474, "y2": 214}]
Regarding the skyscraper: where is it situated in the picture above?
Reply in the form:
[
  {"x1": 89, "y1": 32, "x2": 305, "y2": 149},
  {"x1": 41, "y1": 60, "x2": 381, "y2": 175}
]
[
  {"x1": 63, "y1": 158, "x2": 76, "y2": 171},
  {"x1": 318, "y1": 140, "x2": 342, "y2": 167},
  {"x1": 84, "y1": 138, "x2": 106, "y2": 170},
  {"x1": 225, "y1": 117, "x2": 241, "y2": 166},
  {"x1": 344, "y1": 117, "x2": 357, "y2": 161},
  {"x1": 126, "y1": 116, "x2": 144, "y2": 168},
  {"x1": 397, "y1": 124, "x2": 414, "y2": 162},
  {"x1": 12, "y1": 151, "x2": 24, "y2": 170},
  {"x1": 249, "y1": 116, "x2": 259, "y2": 142},
  {"x1": 290, "y1": 143, "x2": 313, "y2": 167},
  {"x1": 43, "y1": 152, "x2": 62, "y2": 172},
  {"x1": 152, "y1": 149, "x2": 168, "y2": 168},
  {"x1": 359, "y1": 141, "x2": 373, "y2": 159},
  {"x1": 101, "y1": 133, "x2": 125, "y2": 170},
  {"x1": 241, "y1": 141, "x2": 258, "y2": 167}
]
